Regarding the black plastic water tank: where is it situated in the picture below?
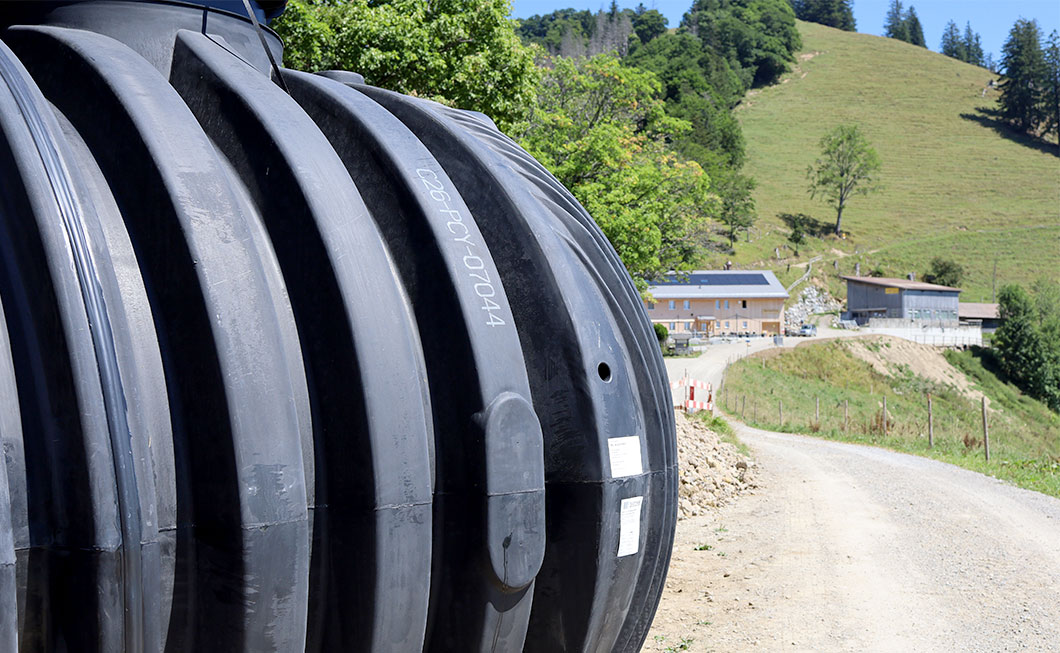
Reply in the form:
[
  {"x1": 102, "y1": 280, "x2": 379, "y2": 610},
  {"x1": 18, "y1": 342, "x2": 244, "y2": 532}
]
[{"x1": 0, "y1": 2, "x2": 677, "y2": 651}]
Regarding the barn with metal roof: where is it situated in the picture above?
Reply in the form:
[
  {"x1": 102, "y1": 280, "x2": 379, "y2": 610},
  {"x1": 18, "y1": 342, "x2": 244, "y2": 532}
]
[{"x1": 842, "y1": 276, "x2": 961, "y2": 325}]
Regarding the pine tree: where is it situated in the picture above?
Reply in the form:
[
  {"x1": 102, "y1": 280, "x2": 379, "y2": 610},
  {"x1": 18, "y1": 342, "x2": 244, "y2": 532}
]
[
  {"x1": 999, "y1": 18, "x2": 1046, "y2": 132},
  {"x1": 791, "y1": 0, "x2": 855, "y2": 32},
  {"x1": 884, "y1": 0, "x2": 908, "y2": 42},
  {"x1": 904, "y1": 7, "x2": 925, "y2": 47},
  {"x1": 984, "y1": 52, "x2": 998, "y2": 73},
  {"x1": 1043, "y1": 31, "x2": 1060, "y2": 146},
  {"x1": 940, "y1": 20, "x2": 965, "y2": 61},
  {"x1": 963, "y1": 22, "x2": 984, "y2": 66},
  {"x1": 830, "y1": 0, "x2": 856, "y2": 31}
]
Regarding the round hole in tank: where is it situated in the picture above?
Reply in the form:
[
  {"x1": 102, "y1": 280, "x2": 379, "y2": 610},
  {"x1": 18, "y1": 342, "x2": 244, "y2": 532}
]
[{"x1": 597, "y1": 362, "x2": 612, "y2": 383}]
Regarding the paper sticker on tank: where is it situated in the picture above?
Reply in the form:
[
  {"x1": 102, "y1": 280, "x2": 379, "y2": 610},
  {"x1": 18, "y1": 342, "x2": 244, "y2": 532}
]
[
  {"x1": 608, "y1": 436, "x2": 643, "y2": 478},
  {"x1": 617, "y1": 496, "x2": 643, "y2": 557}
]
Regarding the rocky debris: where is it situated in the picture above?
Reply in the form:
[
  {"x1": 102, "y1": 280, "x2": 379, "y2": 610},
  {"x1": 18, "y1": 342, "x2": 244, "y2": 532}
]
[
  {"x1": 675, "y1": 410, "x2": 757, "y2": 519},
  {"x1": 785, "y1": 285, "x2": 842, "y2": 330}
]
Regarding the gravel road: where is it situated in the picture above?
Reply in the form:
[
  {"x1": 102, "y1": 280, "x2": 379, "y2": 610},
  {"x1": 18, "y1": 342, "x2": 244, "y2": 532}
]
[{"x1": 646, "y1": 424, "x2": 1060, "y2": 652}]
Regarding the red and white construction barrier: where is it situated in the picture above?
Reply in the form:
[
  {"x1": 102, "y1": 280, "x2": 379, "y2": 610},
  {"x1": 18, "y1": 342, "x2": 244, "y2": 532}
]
[
  {"x1": 669, "y1": 377, "x2": 711, "y2": 391},
  {"x1": 685, "y1": 399, "x2": 712, "y2": 412},
  {"x1": 672, "y1": 376, "x2": 713, "y2": 413}
]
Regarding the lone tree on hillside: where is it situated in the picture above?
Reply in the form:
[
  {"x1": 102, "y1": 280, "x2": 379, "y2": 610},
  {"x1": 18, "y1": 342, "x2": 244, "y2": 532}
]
[
  {"x1": 806, "y1": 125, "x2": 881, "y2": 235},
  {"x1": 716, "y1": 172, "x2": 757, "y2": 248}
]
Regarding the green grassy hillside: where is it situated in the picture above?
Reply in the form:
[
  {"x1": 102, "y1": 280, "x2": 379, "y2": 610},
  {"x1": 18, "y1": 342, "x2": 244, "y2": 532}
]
[{"x1": 733, "y1": 21, "x2": 1059, "y2": 300}]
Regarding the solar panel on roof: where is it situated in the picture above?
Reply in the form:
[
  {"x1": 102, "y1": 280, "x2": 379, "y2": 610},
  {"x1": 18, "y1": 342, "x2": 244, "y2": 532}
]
[{"x1": 654, "y1": 273, "x2": 770, "y2": 286}]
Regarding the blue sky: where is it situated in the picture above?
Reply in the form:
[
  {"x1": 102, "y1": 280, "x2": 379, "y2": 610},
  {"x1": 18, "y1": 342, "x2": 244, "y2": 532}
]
[{"x1": 510, "y1": 0, "x2": 1060, "y2": 61}]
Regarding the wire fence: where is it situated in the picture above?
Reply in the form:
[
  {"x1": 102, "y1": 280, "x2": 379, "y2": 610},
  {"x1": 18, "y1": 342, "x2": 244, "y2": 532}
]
[{"x1": 714, "y1": 387, "x2": 996, "y2": 460}]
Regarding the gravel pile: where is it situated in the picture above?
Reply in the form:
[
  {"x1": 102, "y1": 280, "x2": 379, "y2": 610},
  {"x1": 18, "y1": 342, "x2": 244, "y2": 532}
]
[
  {"x1": 785, "y1": 285, "x2": 842, "y2": 329},
  {"x1": 675, "y1": 410, "x2": 757, "y2": 519}
]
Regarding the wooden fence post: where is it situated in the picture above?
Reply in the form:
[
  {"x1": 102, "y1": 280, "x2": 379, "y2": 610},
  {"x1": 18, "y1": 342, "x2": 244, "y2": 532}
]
[
  {"x1": 741, "y1": 395, "x2": 746, "y2": 419},
  {"x1": 843, "y1": 399, "x2": 848, "y2": 432},
  {"x1": 882, "y1": 396, "x2": 888, "y2": 437},
  {"x1": 928, "y1": 394, "x2": 934, "y2": 448},
  {"x1": 982, "y1": 396, "x2": 990, "y2": 461},
  {"x1": 815, "y1": 396, "x2": 820, "y2": 425},
  {"x1": 753, "y1": 400, "x2": 757, "y2": 423}
]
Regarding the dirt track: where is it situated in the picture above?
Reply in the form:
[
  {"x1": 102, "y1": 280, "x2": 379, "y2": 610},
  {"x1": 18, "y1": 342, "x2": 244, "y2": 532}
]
[{"x1": 645, "y1": 424, "x2": 1060, "y2": 652}]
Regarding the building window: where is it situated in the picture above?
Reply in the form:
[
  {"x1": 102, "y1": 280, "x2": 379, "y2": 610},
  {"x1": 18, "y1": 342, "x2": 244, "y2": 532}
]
[
  {"x1": 725, "y1": 300, "x2": 730, "y2": 309},
  {"x1": 668, "y1": 300, "x2": 675, "y2": 310},
  {"x1": 647, "y1": 302, "x2": 655, "y2": 310},
  {"x1": 715, "y1": 299, "x2": 720, "y2": 309},
  {"x1": 742, "y1": 321, "x2": 748, "y2": 328},
  {"x1": 685, "y1": 322, "x2": 692, "y2": 331},
  {"x1": 724, "y1": 321, "x2": 730, "y2": 329},
  {"x1": 715, "y1": 321, "x2": 720, "y2": 329},
  {"x1": 683, "y1": 300, "x2": 690, "y2": 309},
  {"x1": 669, "y1": 322, "x2": 675, "y2": 330},
  {"x1": 741, "y1": 300, "x2": 747, "y2": 309}
]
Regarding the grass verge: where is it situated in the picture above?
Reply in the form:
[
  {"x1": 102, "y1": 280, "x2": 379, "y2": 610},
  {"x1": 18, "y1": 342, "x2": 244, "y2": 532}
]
[{"x1": 717, "y1": 340, "x2": 1060, "y2": 497}]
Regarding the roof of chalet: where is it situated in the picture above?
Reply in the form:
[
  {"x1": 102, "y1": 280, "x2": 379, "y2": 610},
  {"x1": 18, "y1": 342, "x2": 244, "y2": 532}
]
[
  {"x1": 647, "y1": 270, "x2": 788, "y2": 299},
  {"x1": 959, "y1": 303, "x2": 1000, "y2": 320},
  {"x1": 841, "y1": 276, "x2": 961, "y2": 293}
]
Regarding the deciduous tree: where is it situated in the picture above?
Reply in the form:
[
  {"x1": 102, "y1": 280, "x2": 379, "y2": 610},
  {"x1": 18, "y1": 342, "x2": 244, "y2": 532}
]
[
  {"x1": 272, "y1": 0, "x2": 538, "y2": 131},
  {"x1": 632, "y1": 4, "x2": 669, "y2": 46},
  {"x1": 515, "y1": 54, "x2": 717, "y2": 287},
  {"x1": 681, "y1": 0, "x2": 801, "y2": 88},
  {"x1": 995, "y1": 284, "x2": 1060, "y2": 411},
  {"x1": 716, "y1": 172, "x2": 756, "y2": 248},
  {"x1": 806, "y1": 125, "x2": 881, "y2": 235},
  {"x1": 781, "y1": 212, "x2": 810, "y2": 255},
  {"x1": 922, "y1": 257, "x2": 964, "y2": 288},
  {"x1": 626, "y1": 32, "x2": 747, "y2": 169}
]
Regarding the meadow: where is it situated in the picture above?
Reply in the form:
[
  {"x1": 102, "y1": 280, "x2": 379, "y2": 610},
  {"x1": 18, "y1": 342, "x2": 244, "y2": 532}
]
[{"x1": 732, "y1": 21, "x2": 1060, "y2": 299}]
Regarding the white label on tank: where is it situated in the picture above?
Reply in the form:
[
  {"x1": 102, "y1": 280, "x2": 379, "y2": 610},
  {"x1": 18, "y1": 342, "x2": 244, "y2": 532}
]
[
  {"x1": 617, "y1": 496, "x2": 643, "y2": 557},
  {"x1": 608, "y1": 436, "x2": 643, "y2": 478}
]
